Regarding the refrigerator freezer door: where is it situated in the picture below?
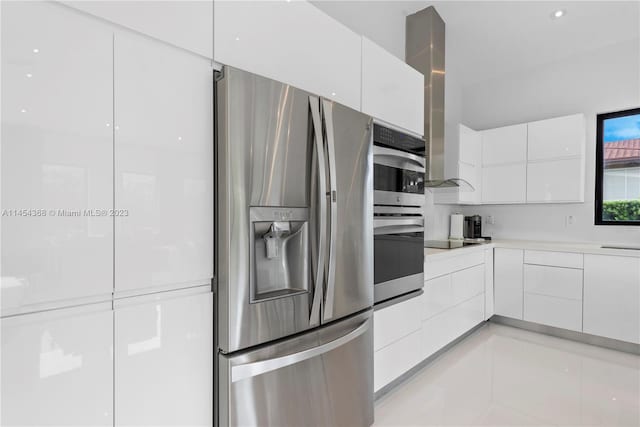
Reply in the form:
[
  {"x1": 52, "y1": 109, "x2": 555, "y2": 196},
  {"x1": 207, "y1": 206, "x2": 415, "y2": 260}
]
[
  {"x1": 321, "y1": 99, "x2": 374, "y2": 323},
  {"x1": 219, "y1": 311, "x2": 373, "y2": 427}
]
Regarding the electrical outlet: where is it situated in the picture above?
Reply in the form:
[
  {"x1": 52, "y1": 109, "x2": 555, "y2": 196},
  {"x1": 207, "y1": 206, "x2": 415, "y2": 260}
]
[
  {"x1": 565, "y1": 215, "x2": 575, "y2": 226},
  {"x1": 486, "y1": 215, "x2": 495, "y2": 225}
]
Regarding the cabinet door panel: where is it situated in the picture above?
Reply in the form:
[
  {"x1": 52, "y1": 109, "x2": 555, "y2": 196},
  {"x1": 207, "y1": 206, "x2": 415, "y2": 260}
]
[
  {"x1": 1, "y1": 304, "x2": 113, "y2": 426},
  {"x1": 481, "y1": 124, "x2": 527, "y2": 165},
  {"x1": 527, "y1": 158, "x2": 584, "y2": 203},
  {"x1": 527, "y1": 114, "x2": 585, "y2": 161},
  {"x1": 524, "y1": 265, "x2": 583, "y2": 300},
  {"x1": 583, "y1": 255, "x2": 640, "y2": 344},
  {"x1": 373, "y1": 295, "x2": 421, "y2": 351},
  {"x1": 214, "y1": 1, "x2": 361, "y2": 110},
  {"x1": 524, "y1": 293, "x2": 582, "y2": 332},
  {"x1": 422, "y1": 274, "x2": 453, "y2": 320},
  {"x1": 115, "y1": 291, "x2": 213, "y2": 426},
  {"x1": 459, "y1": 124, "x2": 482, "y2": 166},
  {"x1": 481, "y1": 164, "x2": 527, "y2": 204},
  {"x1": 484, "y1": 249, "x2": 494, "y2": 320},
  {"x1": 361, "y1": 37, "x2": 423, "y2": 135},
  {"x1": 374, "y1": 329, "x2": 421, "y2": 392},
  {"x1": 1, "y1": 1, "x2": 113, "y2": 314},
  {"x1": 494, "y1": 248, "x2": 524, "y2": 319},
  {"x1": 451, "y1": 264, "x2": 484, "y2": 305},
  {"x1": 114, "y1": 32, "x2": 213, "y2": 295}
]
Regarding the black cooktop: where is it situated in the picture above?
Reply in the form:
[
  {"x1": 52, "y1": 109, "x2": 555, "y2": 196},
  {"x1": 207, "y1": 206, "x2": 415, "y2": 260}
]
[{"x1": 424, "y1": 240, "x2": 487, "y2": 249}]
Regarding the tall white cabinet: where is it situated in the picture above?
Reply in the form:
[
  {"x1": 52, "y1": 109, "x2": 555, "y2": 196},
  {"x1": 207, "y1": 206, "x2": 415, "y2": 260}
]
[
  {"x1": 1, "y1": 304, "x2": 113, "y2": 426},
  {"x1": 1, "y1": 3, "x2": 214, "y2": 426},
  {"x1": 1, "y1": 1, "x2": 113, "y2": 315},
  {"x1": 115, "y1": 290, "x2": 213, "y2": 426},
  {"x1": 494, "y1": 248, "x2": 524, "y2": 319},
  {"x1": 114, "y1": 32, "x2": 214, "y2": 297}
]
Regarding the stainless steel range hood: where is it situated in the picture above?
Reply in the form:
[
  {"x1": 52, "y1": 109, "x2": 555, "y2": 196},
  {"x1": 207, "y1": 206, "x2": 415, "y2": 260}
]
[{"x1": 406, "y1": 6, "x2": 473, "y2": 191}]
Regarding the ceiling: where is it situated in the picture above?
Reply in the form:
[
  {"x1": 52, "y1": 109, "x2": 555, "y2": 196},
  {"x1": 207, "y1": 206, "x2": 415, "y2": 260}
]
[{"x1": 311, "y1": 0, "x2": 640, "y2": 86}]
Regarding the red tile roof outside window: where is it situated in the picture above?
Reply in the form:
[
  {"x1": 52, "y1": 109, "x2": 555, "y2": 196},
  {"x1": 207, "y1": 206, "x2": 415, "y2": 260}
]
[{"x1": 604, "y1": 139, "x2": 640, "y2": 167}]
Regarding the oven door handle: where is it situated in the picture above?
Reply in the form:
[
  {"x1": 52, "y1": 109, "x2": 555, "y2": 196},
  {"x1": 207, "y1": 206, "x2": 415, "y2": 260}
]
[
  {"x1": 374, "y1": 146, "x2": 425, "y2": 171},
  {"x1": 374, "y1": 218, "x2": 424, "y2": 229}
]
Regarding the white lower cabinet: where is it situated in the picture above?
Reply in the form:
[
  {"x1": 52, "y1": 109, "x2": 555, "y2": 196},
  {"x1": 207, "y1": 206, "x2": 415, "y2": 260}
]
[
  {"x1": 115, "y1": 290, "x2": 213, "y2": 426},
  {"x1": 494, "y1": 248, "x2": 524, "y2": 319},
  {"x1": 524, "y1": 294, "x2": 583, "y2": 332},
  {"x1": 373, "y1": 329, "x2": 422, "y2": 392},
  {"x1": 1, "y1": 304, "x2": 113, "y2": 426},
  {"x1": 484, "y1": 249, "x2": 494, "y2": 319},
  {"x1": 583, "y1": 255, "x2": 640, "y2": 344},
  {"x1": 422, "y1": 294, "x2": 484, "y2": 360}
]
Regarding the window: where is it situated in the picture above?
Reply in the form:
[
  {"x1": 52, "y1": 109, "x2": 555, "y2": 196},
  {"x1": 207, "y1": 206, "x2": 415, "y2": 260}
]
[{"x1": 595, "y1": 108, "x2": 640, "y2": 225}]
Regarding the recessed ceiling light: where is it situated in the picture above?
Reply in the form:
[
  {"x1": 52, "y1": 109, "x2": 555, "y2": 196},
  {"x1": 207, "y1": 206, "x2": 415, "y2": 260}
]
[
  {"x1": 551, "y1": 9, "x2": 566, "y2": 19},
  {"x1": 32, "y1": 48, "x2": 39, "y2": 53},
  {"x1": 26, "y1": 73, "x2": 33, "y2": 78}
]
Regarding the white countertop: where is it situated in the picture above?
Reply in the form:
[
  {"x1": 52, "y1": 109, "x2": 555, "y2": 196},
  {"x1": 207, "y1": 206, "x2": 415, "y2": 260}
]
[{"x1": 425, "y1": 239, "x2": 640, "y2": 259}]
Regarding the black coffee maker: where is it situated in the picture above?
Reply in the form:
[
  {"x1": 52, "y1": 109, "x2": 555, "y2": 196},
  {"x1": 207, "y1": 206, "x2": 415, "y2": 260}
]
[{"x1": 464, "y1": 215, "x2": 482, "y2": 239}]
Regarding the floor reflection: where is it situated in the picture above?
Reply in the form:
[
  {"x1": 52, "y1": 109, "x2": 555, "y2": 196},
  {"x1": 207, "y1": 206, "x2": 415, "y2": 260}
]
[{"x1": 374, "y1": 323, "x2": 640, "y2": 426}]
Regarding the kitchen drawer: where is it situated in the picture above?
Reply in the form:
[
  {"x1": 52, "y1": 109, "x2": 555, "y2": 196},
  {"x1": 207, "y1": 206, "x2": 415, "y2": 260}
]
[
  {"x1": 374, "y1": 295, "x2": 421, "y2": 351},
  {"x1": 422, "y1": 275, "x2": 453, "y2": 321},
  {"x1": 451, "y1": 264, "x2": 485, "y2": 305},
  {"x1": 524, "y1": 293, "x2": 582, "y2": 332},
  {"x1": 421, "y1": 293, "x2": 485, "y2": 360},
  {"x1": 374, "y1": 329, "x2": 422, "y2": 392},
  {"x1": 425, "y1": 251, "x2": 484, "y2": 280},
  {"x1": 524, "y1": 265, "x2": 583, "y2": 300},
  {"x1": 524, "y1": 250, "x2": 583, "y2": 269}
]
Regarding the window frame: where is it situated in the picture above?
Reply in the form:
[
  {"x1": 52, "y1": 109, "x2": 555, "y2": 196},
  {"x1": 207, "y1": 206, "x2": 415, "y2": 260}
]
[{"x1": 595, "y1": 107, "x2": 640, "y2": 226}]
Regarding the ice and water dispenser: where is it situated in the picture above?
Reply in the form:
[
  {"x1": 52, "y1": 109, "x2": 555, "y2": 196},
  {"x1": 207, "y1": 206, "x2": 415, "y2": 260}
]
[{"x1": 249, "y1": 207, "x2": 309, "y2": 303}]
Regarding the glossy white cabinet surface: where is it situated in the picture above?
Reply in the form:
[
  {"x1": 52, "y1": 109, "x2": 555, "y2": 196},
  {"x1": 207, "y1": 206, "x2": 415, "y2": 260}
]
[
  {"x1": 527, "y1": 158, "x2": 584, "y2": 203},
  {"x1": 374, "y1": 295, "x2": 422, "y2": 351},
  {"x1": 422, "y1": 275, "x2": 453, "y2": 321},
  {"x1": 214, "y1": 1, "x2": 361, "y2": 110},
  {"x1": 374, "y1": 329, "x2": 422, "y2": 392},
  {"x1": 425, "y1": 251, "x2": 484, "y2": 280},
  {"x1": 451, "y1": 265, "x2": 485, "y2": 304},
  {"x1": 62, "y1": 0, "x2": 213, "y2": 58},
  {"x1": 1, "y1": 303, "x2": 113, "y2": 426},
  {"x1": 114, "y1": 32, "x2": 213, "y2": 296},
  {"x1": 459, "y1": 124, "x2": 482, "y2": 166},
  {"x1": 583, "y1": 255, "x2": 640, "y2": 344},
  {"x1": 1, "y1": 1, "x2": 113, "y2": 314},
  {"x1": 494, "y1": 248, "x2": 524, "y2": 319},
  {"x1": 524, "y1": 293, "x2": 582, "y2": 332},
  {"x1": 527, "y1": 114, "x2": 585, "y2": 161},
  {"x1": 481, "y1": 124, "x2": 527, "y2": 166},
  {"x1": 115, "y1": 290, "x2": 213, "y2": 426},
  {"x1": 524, "y1": 250, "x2": 583, "y2": 269},
  {"x1": 481, "y1": 163, "x2": 527, "y2": 204},
  {"x1": 361, "y1": 37, "x2": 423, "y2": 135},
  {"x1": 484, "y1": 249, "x2": 494, "y2": 320},
  {"x1": 523, "y1": 264, "x2": 583, "y2": 300}
]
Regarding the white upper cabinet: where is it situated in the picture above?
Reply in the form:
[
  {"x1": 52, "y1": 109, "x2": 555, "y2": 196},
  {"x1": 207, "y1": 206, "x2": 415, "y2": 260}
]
[
  {"x1": 1, "y1": 303, "x2": 113, "y2": 426},
  {"x1": 1, "y1": 1, "x2": 113, "y2": 314},
  {"x1": 458, "y1": 124, "x2": 482, "y2": 204},
  {"x1": 527, "y1": 158, "x2": 584, "y2": 203},
  {"x1": 214, "y1": 1, "x2": 361, "y2": 111},
  {"x1": 527, "y1": 114, "x2": 585, "y2": 161},
  {"x1": 481, "y1": 163, "x2": 527, "y2": 204},
  {"x1": 583, "y1": 255, "x2": 640, "y2": 344},
  {"x1": 115, "y1": 290, "x2": 213, "y2": 426},
  {"x1": 526, "y1": 114, "x2": 585, "y2": 203},
  {"x1": 361, "y1": 37, "x2": 424, "y2": 135},
  {"x1": 114, "y1": 32, "x2": 213, "y2": 296},
  {"x1": 61, "y1": 0, "x2": 213, "y2": 58},
  {"x1": 481, "y1": 124, "x2": 528, "y2": 166}
]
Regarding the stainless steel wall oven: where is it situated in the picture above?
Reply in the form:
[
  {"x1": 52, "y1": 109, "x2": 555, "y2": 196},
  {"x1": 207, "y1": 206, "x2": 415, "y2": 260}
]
[{"x1": 373, "y1": 123, "x2": 425, "y2": 305}]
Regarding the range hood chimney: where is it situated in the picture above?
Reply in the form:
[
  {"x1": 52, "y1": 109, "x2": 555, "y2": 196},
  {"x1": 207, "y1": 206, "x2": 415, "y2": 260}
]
[{"x1": 406, "y1": 7, "x2": 473, "y2": 190}]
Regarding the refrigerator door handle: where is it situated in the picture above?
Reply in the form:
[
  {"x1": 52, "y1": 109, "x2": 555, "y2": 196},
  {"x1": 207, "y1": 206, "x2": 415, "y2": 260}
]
[
  {"x1": 309, "y1": 96, "x2": 326, "y2": 327},
  {"x1": 230, "y1": 319, "x2": 370, "y2": 383},
  {"x1": 321, "y1": 99, "x2": 338, "y2": 321}
]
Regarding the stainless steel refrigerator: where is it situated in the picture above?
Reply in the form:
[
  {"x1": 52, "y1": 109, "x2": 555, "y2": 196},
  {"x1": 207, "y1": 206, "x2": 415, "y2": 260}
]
[{"x1": 215, "y1": 66, "x2": 374, "y2": 427}]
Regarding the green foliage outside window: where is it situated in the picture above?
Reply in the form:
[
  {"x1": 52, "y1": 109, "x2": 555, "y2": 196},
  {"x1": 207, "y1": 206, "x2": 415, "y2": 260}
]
[{"x1": 602, "y1": 199, "x2": 640, "y2": 222}]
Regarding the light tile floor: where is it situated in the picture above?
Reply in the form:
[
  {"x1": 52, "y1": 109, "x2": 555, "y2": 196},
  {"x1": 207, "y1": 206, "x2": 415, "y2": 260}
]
[{"x1": 374, "y1": 323, "x2": 640, "y2": 426}]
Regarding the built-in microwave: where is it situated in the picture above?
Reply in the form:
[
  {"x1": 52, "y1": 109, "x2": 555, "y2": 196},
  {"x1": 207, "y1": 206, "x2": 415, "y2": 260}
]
[{"x1": 372, "y1": 123, "x2": 426, "y2": 306}]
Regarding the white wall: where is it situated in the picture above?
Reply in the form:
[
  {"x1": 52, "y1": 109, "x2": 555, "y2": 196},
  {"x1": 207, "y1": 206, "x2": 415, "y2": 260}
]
[{"x1": 458, "y1": 38, "x2": 640, "y2": 244}]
